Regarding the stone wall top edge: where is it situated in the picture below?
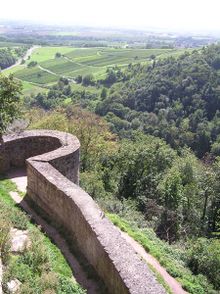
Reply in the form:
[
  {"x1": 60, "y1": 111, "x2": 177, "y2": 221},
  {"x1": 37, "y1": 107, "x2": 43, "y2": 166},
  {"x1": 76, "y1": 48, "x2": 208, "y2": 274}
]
[
  {"x1": 27, "y1": 160, "x2": 166, "y2": 294},
  {"x1": 2, "y1": 130, "x2": 80, "y2": 163},
  {"x1": 2, "y1": 130, "x2": 80, "y2": 149}
]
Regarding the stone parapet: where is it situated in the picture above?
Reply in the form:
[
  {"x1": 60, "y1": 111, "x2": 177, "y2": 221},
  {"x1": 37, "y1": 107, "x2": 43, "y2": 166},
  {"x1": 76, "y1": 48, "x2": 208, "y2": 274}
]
[{"x1": 0, "y1": 130, "x2": 165, "y2": 294}]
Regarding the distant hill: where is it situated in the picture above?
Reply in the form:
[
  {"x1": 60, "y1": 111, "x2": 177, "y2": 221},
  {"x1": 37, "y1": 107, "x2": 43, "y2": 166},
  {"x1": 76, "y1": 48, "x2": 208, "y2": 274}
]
[{"x1": 96, "y1": 44, "x2": 220, "y2": 157}]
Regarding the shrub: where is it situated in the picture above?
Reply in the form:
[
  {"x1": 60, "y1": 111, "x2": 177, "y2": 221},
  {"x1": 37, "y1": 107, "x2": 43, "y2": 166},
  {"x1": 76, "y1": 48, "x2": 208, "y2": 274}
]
[
  {"x1": 57, "y1": 275, "x2": 86, "y2": 294},
  {"x1": 187, "y1": 238, "x2": 220, "y2": 289},
  {"x1": 0, "y1": 198, "x2": 28, "y2": 230},
  {"x1": 20, "y1": 230, "x2": 51, "y2": 275},
  {"x1": 27, "y1": 61, "x2": 37, "y2": 68}
]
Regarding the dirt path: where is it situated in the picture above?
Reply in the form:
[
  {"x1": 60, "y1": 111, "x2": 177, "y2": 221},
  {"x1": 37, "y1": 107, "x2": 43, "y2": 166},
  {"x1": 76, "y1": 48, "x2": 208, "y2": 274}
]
[
  {"x1": 7, "y1": 168, "x2": 27, "y2": 193},
  {"x1": 2, "y1": 46, "x2": 40, "y2": 72},
  {"x1": 0, "y1": 259, "x2": 2, "y2": 294},
  {"x1": 38, "y1": 64, "x2": 76, "y2": 83},
  {"x1": 7, "y1": 169, "x2": 100, "y2": 294},
  {"x1": 7, "y1": 169, "x2": 187, "y2": 294},
  {"x1": 121, "y1": 231, "x2": 187, "y2": 294}
]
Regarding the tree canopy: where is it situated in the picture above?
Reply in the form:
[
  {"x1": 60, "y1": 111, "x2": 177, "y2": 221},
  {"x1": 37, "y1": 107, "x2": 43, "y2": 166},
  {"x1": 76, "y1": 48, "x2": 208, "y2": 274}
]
[
  {"x1": 0, "y1": 74, "x2": 22, "y2": 142},
  {"x1": 96, "y1": 44, "x2": 220, "y2": 158}
]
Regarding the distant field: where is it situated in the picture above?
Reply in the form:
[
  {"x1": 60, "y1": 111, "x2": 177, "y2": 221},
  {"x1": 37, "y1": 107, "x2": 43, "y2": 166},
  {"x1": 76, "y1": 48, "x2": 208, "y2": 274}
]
[
  {"x1": 65, "y1": 48, "x2": 175, "y2": 66},
  {"x1": 14, "y1": 67, "x2": 57, "y2": 84},
  {"x1": 40, "y1": 58, "x2": 80, "y2": 74},
  {"x1": 0, "y1": 41, "x2": 26, "y2": 47},
  {"x1": 3, "y1": 64, "x2": 25, "y2": 75},
  {"x1": 28, "y1": 46, "x2": 73, "y2": 63},
  {"x1": 4, "y1": 46, "x2": 189, "y2": 94},
  {"x1": 22, "y1": 81, "x2": 48, "y2": 96}
]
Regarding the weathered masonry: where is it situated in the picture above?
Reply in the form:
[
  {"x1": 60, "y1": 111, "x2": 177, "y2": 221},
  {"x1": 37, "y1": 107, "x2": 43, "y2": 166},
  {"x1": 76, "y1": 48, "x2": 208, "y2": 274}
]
[{"x1": 0, "y1": 130, "x2": 166, "y2": 294}]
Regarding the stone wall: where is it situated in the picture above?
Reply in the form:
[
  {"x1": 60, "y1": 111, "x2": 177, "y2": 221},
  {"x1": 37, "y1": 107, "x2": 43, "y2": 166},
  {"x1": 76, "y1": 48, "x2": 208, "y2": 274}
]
[{"x1": 0, "y1": 130, "x2": 165, "y2": 294}]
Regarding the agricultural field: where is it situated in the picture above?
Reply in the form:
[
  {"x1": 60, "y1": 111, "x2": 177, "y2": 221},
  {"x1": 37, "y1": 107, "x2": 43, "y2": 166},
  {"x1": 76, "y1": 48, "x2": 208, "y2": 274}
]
[
  {"x1": 22, "y1": 81, "x2": 48, "y2": 96},
  {"x1": 28, "y1": 46, "x2": 73, "y2": 63},
  {"x1": 3, "y1": 45, "x2": 189, "y2": 95},
  {"x1": 14, "y1": 66, "x2": 58, "y2": 84},
  {"x1": 0, "y1": 41, "x2": 27, "y2": 48}
]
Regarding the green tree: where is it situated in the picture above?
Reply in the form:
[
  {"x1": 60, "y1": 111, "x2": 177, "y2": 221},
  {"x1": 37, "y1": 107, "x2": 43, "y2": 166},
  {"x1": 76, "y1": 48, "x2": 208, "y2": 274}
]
[
  {"x1": 27, "y1": 61, "x2": 37, "y2": 68},
  {"x1": 82, "y1": 74, "x2": 95, "y2": 86},
  {"x1": 158, "y1": 168, "x2": 184, "y2": 242},
  {"x1": 187, "y1": 238, "x2": 220, "y2": 289},
  {"x1": 100, "y1": 88, "x2": 107, "y2": 99},
  {"x1": 0, "y1": 74, "x2": 22, "y2": 142},
  {"x1": 55, "y1": 52, "x2": 62, "y2": 58}
]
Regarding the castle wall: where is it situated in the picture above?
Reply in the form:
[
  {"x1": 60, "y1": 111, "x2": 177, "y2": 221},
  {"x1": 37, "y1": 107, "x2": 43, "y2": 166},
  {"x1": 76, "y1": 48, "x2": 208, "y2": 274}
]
[{"x1": 0, "y1": 130, "x2": 165, "y2": 294}]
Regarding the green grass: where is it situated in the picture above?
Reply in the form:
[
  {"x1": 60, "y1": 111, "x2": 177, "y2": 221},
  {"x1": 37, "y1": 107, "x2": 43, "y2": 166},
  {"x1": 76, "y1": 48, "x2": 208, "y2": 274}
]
[
  {"x1": 40, "y1": 57, "x2": 82, "y2": 74},
  {"x1": 21, "y1": 81, "x2": 48, "y2": 96},
  {"x1": 28, "y1": 46, "x2": 73, "y2": 63},
  {"x1": 65, "y1": 48, "x2": 102, "y2": 59},
  {"x1": 70, "y1": 83, "x2": 101, "y2": 93},
  {"x1": 2, "y1": 64, "x2": 25, "y2": 75},
  {"x1": 147, "y1": 263, "x2": 173, "y2": 294},
  {"x1": 14, "y1": 67, "x2": 58, "y2": 84},
  {"x1": 0, "y1": 42, "x2": 26, "y2": 47},
  {"x1": 39, "y1": 54, "x2": 107, "y2": 79},
  {"x1": 0, "y1": 177, "x2": 85, "y2": 293},
  {"x1": 2, "y1": 67, "x2": 48, "y2": 95},
  {"x1": 108, "y1": 213, "x2": 217, "y2": 294},
  {"x1": 66, "y1": 48, "x2": 178, "y2": 67},
  {"x1": 68, "y1": 66, "x2": 107, "y2": 78}
]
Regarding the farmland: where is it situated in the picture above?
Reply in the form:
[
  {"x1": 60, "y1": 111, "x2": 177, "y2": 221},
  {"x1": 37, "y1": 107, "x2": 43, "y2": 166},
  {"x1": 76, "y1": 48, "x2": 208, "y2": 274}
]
[
  {"x1": 0, "y1": 41, "x2": 27, "y2": 48},
  {"x1": 2, "y1": 45, "x2": 189, "y2": 95}
]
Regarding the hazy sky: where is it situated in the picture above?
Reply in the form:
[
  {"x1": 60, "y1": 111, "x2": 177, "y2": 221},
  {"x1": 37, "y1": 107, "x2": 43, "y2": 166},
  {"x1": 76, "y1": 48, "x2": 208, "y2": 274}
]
[{"x1": 1, "y1": 0, "x2": 220, "y2": 32}]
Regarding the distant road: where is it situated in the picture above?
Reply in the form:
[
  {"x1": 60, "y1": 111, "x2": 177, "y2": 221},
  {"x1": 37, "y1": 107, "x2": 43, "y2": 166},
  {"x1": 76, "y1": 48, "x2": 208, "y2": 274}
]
[{"x1": 1, "y1": 45, "x2": 41, "y2": 72}]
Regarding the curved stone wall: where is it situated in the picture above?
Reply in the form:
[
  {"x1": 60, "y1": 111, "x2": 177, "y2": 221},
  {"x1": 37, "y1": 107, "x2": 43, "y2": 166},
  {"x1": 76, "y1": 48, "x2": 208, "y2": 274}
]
[{"x1": 0, "y1": 130, "x2": 165, "y2": 294}]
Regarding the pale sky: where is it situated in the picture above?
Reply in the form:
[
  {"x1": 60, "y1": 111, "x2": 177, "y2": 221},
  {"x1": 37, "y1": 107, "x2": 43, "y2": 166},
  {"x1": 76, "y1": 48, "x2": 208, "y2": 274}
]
[{"x1": 1, "y1": 0, "x2": 220, "y2": 32}]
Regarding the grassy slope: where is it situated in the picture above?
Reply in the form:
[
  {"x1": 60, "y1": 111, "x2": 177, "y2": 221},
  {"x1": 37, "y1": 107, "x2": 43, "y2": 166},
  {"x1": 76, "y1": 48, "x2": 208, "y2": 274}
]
[
  {"x1": 28, "y1": 46, "x2": 73, "y2": 63},
  {"x1": 0, "y1": 177, "x2": 85, "y2": 293},
  {"x1": 14, "y1": 67, "x2": 58, "y2": 84},
  {"x1": 108, "y1": 213, "x2": 217, "y2": 294},
  {"x1": 22, "y1": 81, "x2": 48, "y2": 96},
  {"x1": 0, "y1": 42, "x2": 26, "y2": 47}
]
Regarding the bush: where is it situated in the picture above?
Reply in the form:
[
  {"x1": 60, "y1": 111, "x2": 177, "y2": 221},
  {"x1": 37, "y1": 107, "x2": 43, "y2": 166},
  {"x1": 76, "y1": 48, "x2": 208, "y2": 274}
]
[
  {"x1": 27, "y1": 61, "x2": 37, "y2": 68},
  {"x1": 82, "y1": 74, "x2": 95, "y2": 86},
  {"x1": 0, "y1": 198, "x2": 28, "y2": 230},
  {"x1": 20, "y1": 230, "x2": 51, "y2": 275},
  {"x1": 57, "y1": 275, "x2": 86, "y2": 294},
  {"x1": 187, "y1": 238, "x2": 220, "y2": 289}
]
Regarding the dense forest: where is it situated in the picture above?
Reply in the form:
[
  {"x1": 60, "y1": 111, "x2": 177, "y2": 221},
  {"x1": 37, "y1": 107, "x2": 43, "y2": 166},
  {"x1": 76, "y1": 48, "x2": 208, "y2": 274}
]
[
  {"x1": 0, "y1": 49, "x2": 16, "y2": 69},
  {"x1": 0, "y1": 46, "x2": 28, "y2": 70},
  {"x1": 4, "y1": 43, "x2": 220, "y2": 293},
  {"x1": 96, "y1": 44, "x2": 220, "y2": 158}
]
